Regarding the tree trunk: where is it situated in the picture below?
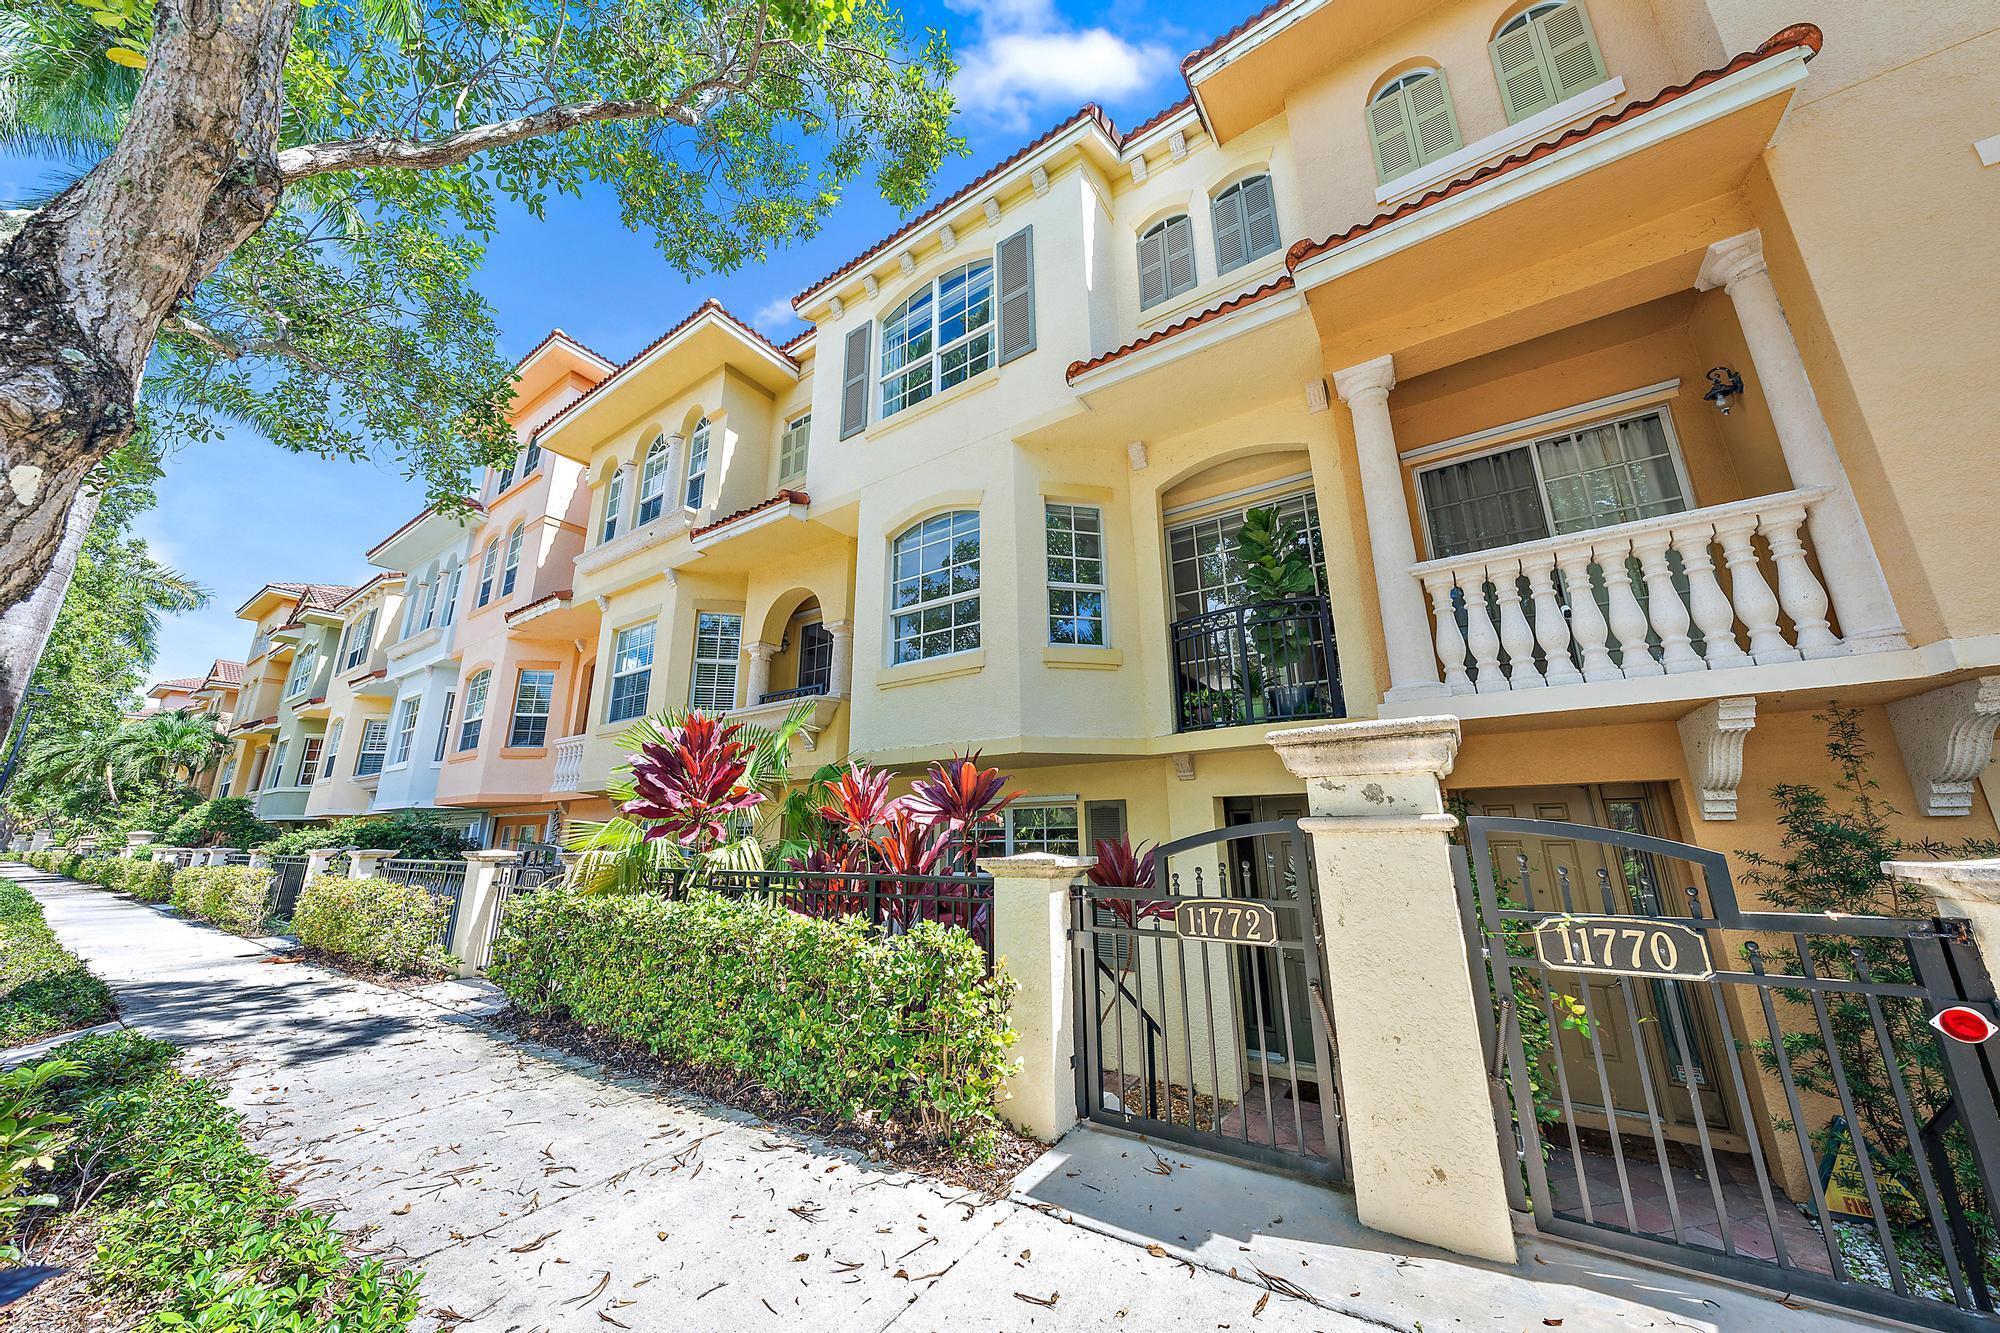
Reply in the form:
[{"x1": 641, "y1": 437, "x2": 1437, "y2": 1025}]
[{"x1": 0, "y1": 487, "x2": 100, "y2": 745}]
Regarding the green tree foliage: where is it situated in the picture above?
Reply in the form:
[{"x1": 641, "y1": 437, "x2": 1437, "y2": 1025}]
[
  {"x1": 259, "y1": 809, "x2": 474, "y2": 858},
  {"x1": 162, "y1": 795, "x2": 275, "y2": 849}
]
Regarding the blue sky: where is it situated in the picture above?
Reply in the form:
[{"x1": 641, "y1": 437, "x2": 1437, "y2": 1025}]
[{"x1": 14, "y1": 0, "x2": 1236, "y2": 687}]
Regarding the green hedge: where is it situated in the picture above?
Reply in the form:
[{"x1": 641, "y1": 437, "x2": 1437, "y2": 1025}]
[
  {"x1": 489, "y1": 889, "x2": 1016, "y2": 1153},
  {"x1": 260, "y1": 811, "x2": 474, "y2": 859},
  {"x1": 169, "y1": 865, "x2": 274, "y2": 936},
  {"x1": 292, "y1": 874, "x2": 452, "y2": 975},
  {"x1": 13, "y1": 1030, "x2": 421, "y2": 1327},
  {"x1": 0, "y1": 876, "x2": 114, "y2": 1047}
]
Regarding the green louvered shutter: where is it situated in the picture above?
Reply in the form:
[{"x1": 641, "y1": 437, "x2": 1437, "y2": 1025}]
[
  {"x1": 1404, "y1": 71, "x2": 1463, "y2": 169},
  {"x1": 1535, "y1": 2, "x2": 1607, "y2": 102},
  {"x1": 1240, "y1": 175, "x2": 1279, "y2": 263},
  {"x1": 1367, "y1": 87, "x2": 1421, "y2": 184},
  {"x1": 1490, "y1": 17, "x2": 1559, "y2": 122},
  {"x1": 1138, "y1": 225, "x2": 1169, "y2": 309},
  {"x1": 1213, "y1": 188, "x2": 1247, "y2": 275}
]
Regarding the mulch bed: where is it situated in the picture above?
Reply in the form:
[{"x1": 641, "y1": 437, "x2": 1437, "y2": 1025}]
[
  {"x1": 487, "y1": 1005, "x2": 1044, "y2": 1198},
  {"x1": 259, "y1": 947, "x2": 452, "y2": 992},
  {"x1": 0, "y1": 1219, "x2": 130, "y2": 1333}
]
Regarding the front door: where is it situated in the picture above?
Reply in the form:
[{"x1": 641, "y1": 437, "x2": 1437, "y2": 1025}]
[
  {"x1": 1226, "y1": 796, "x2": 1319, "y2": 1081},
  {"x1": 1462, "y1": 784, "x2": 1735, "y2": 1141}
]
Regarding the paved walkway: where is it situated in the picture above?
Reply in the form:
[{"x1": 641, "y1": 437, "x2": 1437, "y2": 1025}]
[{"x1": 10, "y1": 866, "x2": 1883, "y2": 1332}]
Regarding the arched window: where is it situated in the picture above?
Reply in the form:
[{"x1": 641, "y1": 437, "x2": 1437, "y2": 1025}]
[
  {"x1": 475, "y1": 540, "x2": 499, "y2": 607},
  {"x1": 440, "y1": 561, "x2": 463, "y2": 626},
  {"x1": 1138, "y1": 215, "x2": 1197, "y2": 309},
  {"x1": 1491, "y1": 1, "x2": 1605, "y2": 123},
  {"x1": 458, "y1": 669, "x2": 490, "y2": 751},
  {"x1": 501, "y1": 522, "x2": 525, "y2": 596},
  {"x1": 1211, "y1": 175, "x2": 1280, "y2": 274},
  {"x1": 601, "y1": 465, "x2": 627, "y2": 543},
  {"x1": 419, "y1": 567, "x2": 442, "y2": 631},
  {"x1": 683, "y1": 418, "x2": 711, "y2": 510},
  {"x1": 890, "y1": 510, "x2": 980, "y2": 664},
  {"x1": 1368, "y1": 69, "x2": 1462, "y2": 184},
  {"x1": 636, "y1": 434, "x2": 672, "y2": 525},
  {"x1": 523, "y1": 438, "x2": 542, "y2": 475},
  {"x1": 881, "y1": 260, "x2": 995, "y2": 418}
]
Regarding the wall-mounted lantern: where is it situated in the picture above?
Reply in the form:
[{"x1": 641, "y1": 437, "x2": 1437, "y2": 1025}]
[{"x1": 1703, "y1": 366, "x2": 1745, "y2": 415}]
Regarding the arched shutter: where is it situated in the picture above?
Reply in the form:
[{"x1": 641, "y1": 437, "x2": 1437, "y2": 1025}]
[
  {"x1": 1367, "y1": 88, "x2": 1421, "y2": 183},
  {"x1": 1489, "y1": 18, "x2": 1559, "y2": 122},
  {"x1": 838, "y1": 323, "x2": 870, "y2": 440},
  {"x1": 1162, "y1": 216, "x2": 1196, "y2": 299},
  {"x1": 1404, "y1": 72, "x2": 1462, "y2": 168},
  {"x1": 1138, "y1": 225, "x2": 1169, "y2": 309},
  {"x1": 1240, "y1": 175, "x2": 1279, "y2": 262},
  {"x1": 996, "y1": 224, "x2": 1036, "y2": 365},
  {"x1": 1536, "y1": 2, "x2": 1606, "y2": 102}
]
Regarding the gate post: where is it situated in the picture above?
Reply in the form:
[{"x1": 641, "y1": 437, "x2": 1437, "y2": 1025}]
[
  {"x1": 980, "y1": 853, "x2": 1094, "y2": 1142},
  {"x1": 452, "y1": 849, "x2": 522, "y2": 977},
  {"x1": 304, "y1": 847, "x2": 338, "y2": 881},
  {"x1": 347, "y1": 848, "x2": 397, "y2": 880},
  {"x1": 1883, "y1": 858, "x2": 2000, "y2": 953},
  {"x1": 1271, "y1": 715, "x2": 1517, "y2": 1263}
]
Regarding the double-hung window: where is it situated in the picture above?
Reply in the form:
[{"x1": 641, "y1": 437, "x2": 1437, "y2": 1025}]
[
  {"x1": 457, "y1": 670, "x2": 489, "y2": 751},
  {"x1": 508, "y1": 669, "x2": 555, "y2": 748},
  {"x1": 890, "y1": 510, "x2": 980, "y2": 664},
  {"x1": 320, "y1": 720, "x2": 343, "y2": 779},
  {"x1": 606, "y1": 622, "x2": 656, "y2": 723},
  {"x1": 778, "y1": 413, "x2": 810, "y2": 484},
  {"x1": 389, "y1": 696, "x2": 421, "y2": 766},
  {"x1": 501, "y1": 523, "x2": 524, "y2": 596},
  {"x1": 419, "y1": 574, "x2": 441, "y2": 631},
  {"x1": 1416, "y1": 408, "x2": 1689, "y2": 558},
  {"x1": 267, "y1": 740, "x2": 288, "y2": 789},
  {"x1": 601, "y1": 467, "x2": 627, "y2": 543},
  {"x1": 881, "y1": 261, "x2": 995, "y2": 418},
  {"x1": 284, "y1": 646, "x2": 318, "y2": 698},
  {"x1": 637, "y1": 435, "x2": 671, "y2": 525},
  {"x1": 475, "y1": 542, "x2": 499, "y2": 607},
  {"x1": 342, "y1": 608, "x2": 375, "y2": 670},
  {"x1": 690, "y1": 614, "x2": 741, "y2": 712},
  {"x1": 1210, "y1": 175, "x2": 1281, "y2": 273},
  {"x1": 683, "y1": 418, "x2": 711, "y2": 510},
  {"x1": 354, "y1": 719, "x2": 388, "y2": 777},
  {"x1": 295, "y1": 737, "x2": 321, "y2": 785},
  {"x1": 1045, "y1": 503, "x2": 1106, "y2": 646},
  {"x1": 523, "y1": 439, "x2": 541, "y2": 475},
  {"x1": 494, "y1": 459, "x2": 514, "y2": 494},
  {"x1": 1138, "y1": 215, "x2": 1197, "y2": 309},
  {"x1": 433, "y1": 689, "x2": 455, "y2": 762},
  {"x1": 1005, "y1": 803, "x2": 1081, "y2": 855},
  {"x1": 440, "y1": 563, "x2": 462, "y2": 625}
]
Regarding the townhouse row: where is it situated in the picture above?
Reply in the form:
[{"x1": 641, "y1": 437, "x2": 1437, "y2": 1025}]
[{"x1": 161, "y1": 0, "x2": 2000, "y2": 885}]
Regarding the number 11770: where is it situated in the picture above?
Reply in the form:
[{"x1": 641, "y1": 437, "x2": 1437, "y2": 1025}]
[{"x1": 1533, "y1": 916, "x2": 1713, "y2": 981}]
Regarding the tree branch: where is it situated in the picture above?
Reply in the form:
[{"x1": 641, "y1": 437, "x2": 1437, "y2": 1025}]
[{"x1": 276, "y1": 96, "x2": 692, "y2": 183}]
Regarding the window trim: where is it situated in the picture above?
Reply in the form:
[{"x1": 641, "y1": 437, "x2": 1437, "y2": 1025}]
[
  {"x1": 267, "y1": 740, "x2": 289, "y2": 790},
  {"x1": 296, "y1": 736, "x2": 322, "y2": 786},
  {"x1": 601, "y1": 465, "x2": 627, "y2": 544},
  {"x1": 475, "y1": 541, "x2": 499, "y2": 607},
  {"x1": 683, "y1": 417, "x2": 711, "y2": 511},
  {"x1": 501, "y1": 523, "x2": 525, "y2": 597},
  {"x1": 440, "y1": 562, "x2": 462, "y2": 626},
  {"x1": 1411, "y1": 401, "x2": 1697, "y2": 560},
  {"x1": 778, "y1": 412, "x2": 811, "y2": 485},
  {"x1": 506, "y1": 667, "x2": 557, "y2": 749},
  {"x1": 1002, "y1": 799, "x2": 1083, "y2": 856},
  {"x1": 688, "y1": 612, "x2": 742, "y2": 713},
  {"x1": 1044, "y1": 502, "x2": 1108, "y2": 648},
  {"x1": 283, "y1": 644, "x2": 319, "y2": 699},
  {"x1": 636, "y1": 434, "x2": 672, "y2": 526},
  {"x1": 341, "y1": 607, "x2": 376, "y2": 672},
  {"x1": 354, "y1": 719, "x2": 388, "y2": 778},
  {"x1": 879, "y1": 259, "x2": 998, "y2": 420},
  {"x1": 457, "y1": 669, "x2": 490, "y2": 752},
  {"x1": 605, "y1": 620, "x2": 656, "y2": 724},
  {"x1": 388, "y1": 695, "x2": 421, "y2": 768},
  {"x1": 888, "y1": 509, "x2": 982, "y2": 666},
  {"x1": 320, "y1": 720, "x2": 343, "y2": 780}
]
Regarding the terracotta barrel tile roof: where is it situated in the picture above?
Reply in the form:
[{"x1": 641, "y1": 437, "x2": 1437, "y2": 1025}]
[
  {"x1": 1066, "y1": 277, "x2": 1295, "y2": 382},
  {"x1": 692, "y1": 490, "x2": 810, "y2": 538}
]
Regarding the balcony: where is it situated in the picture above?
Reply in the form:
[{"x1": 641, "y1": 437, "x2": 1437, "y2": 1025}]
[
  {"x1": 550, "y1": 734, "x2": 586, "y2": 792},
  {"x1": 1170, "y1": 597, "x2": 1345, "y2": 734},
  {"x1": 1409, "y1": 488, "x2": 1852, "y2": 704}
]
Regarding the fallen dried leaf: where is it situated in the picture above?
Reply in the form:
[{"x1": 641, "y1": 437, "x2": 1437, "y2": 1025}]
[{"x1": 1015, "y1": 1291, "x2": 1058, "y2": 1308}]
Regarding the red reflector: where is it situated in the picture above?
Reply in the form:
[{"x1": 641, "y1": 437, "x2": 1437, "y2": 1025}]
[{"x1": 1931, "y1": 1006, "x2": 1999, "y2": 1045}]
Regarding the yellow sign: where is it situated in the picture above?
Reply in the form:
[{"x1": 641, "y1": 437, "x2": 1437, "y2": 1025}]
[{"x1": 1817, "y1": 1117, "x2": 1921, "y2": 1220}]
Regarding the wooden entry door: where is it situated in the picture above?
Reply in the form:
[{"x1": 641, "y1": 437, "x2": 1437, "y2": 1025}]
[{"x1": 1463, "y1": 784, "x2": 1735, "y2": 1139}]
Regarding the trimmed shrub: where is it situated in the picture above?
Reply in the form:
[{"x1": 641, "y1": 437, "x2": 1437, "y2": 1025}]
[
  {"x1": 292, "y1": 874, "x2": 452, "y2": 975},
  {"x1": 169, "y1": 865, "x2": 273, "y2": 935},
  {"x1": 1, "y1": 876, "x2": 115, "y2": 1046},
  {"x1": 489, "y1": 888, "x2": 1015, "y2": 1152},
  {"x1": 122, "y1": 859, "x2": 175, "y2": 903},
  {"x1": 260, "y1": 811, "x2": 474, "y2": 860}
]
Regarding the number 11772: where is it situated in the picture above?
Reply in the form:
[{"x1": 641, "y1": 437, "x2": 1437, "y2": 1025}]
[{"x1": 1532, "y1": 916, "x2": 1713, "y2": 981}]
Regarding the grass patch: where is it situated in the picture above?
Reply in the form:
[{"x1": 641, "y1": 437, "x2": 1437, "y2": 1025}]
[
  {"x1": 5, "y1": 1030, "x2": 422, "y2": 1329},
  {"x1": 0, "y1": 877, "x2": 114, "y2": 1048}
]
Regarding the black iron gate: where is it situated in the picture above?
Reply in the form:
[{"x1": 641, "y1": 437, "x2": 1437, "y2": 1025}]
[
  {"x1": 1459, "y1": 814, "x2": 2000, "y2": 1329},
  {"x1": 1073, "y1": 818, "x2": 1344, "y2": 1182}
]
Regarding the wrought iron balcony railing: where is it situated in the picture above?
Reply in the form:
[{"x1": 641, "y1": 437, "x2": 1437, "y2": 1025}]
[{"x1": 1169, "y1": 596, "x2": 1344, "y2": 733}]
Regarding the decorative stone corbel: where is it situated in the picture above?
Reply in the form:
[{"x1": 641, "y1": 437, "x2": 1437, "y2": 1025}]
[
  {"x1": 1129, "y1": 156, "x2": 1148, "y2": 185},
  {"x1": 1305, "y1": 379, "x2": 1330, "y2": 413},
  {"x1": 1168, "y1": 131, "x2": 1187, "y2": 161},
  {"x1": 1889, "y1": 676, "x2": 2000, "y2": 817},
  {"x1": 1029, "y1": 166, "x2": 1049, "y2": 197},
  {"x1": 863, "y1": 274, "x2": 879, "y2": 299},
  {"x1": 1677, "y1": 696, "x2": 1756, "y2": 820},
  {"x1": 938, "y1": 223, "x2": 956, "y2": 252},
  {"x1": 898, "y1": 250, "x2": 916, "y2": 275},
  {"x1": 982, "y1": 198, "x2": 1001, "y2": 226},
  {"x1": 1171, "y1": 752, "x2": 1195, "y2": 782},
  {"x1": 828, "y1": 295, "x2": 844, "y2": 319}
]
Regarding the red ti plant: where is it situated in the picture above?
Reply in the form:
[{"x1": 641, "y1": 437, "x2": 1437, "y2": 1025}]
[
  {"x1": 869, "y1": 803, "x2": 949, "y2": 932},
  {"x1": 621, "y1": 713, "x2": 764, "y2": 849},
  {"x1": 821, "y1": 763, "x2": 898, "y2": 842},
  {"x1": 783, "y1": 842, "x2": 866, "y2": 920},
  {"x1": 903, "y1": 752, "x2": 1021, "y2": 874},
  {"x1": 1088, "y1": 835, "x2": 1173, "y2": 927}
]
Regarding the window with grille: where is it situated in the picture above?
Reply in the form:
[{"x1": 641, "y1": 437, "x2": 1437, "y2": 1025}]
[
  {"x1": 689, "y1": 613, "x2": 741, "y2": 713},
  {"x1": 296, "y1": 738, "x2": 321, "y2": 786},
  {"x1": 796, "y1": 622, "x2": 833, "y2": 696},
  {"x1": 681, "y1": 418, "x2": 711, "y2": 511},
  {"x1": 1417, "y1": 408, "x2": 1689, "y2": 558},
  {"x1": 1045, "y1": 503, "x2": 1106, "y2": 646},
  {"x1": 607, "y1": 622, "x2": 656, "y2": 723},
  {"x1": 267, "y1": 740, "x2": 288, "y2": 789},
  {"x1": 284, "y1": 646, "x2": 318, "y2": 698},
  {"x1": 440, "y1": 563, "x2": 461, "y2": 625},
  {"x1": 891, "y1": 510, "x2": 980, "y2": 664},
  {"x1": 475, "y1": 542, "x2": 498, "y2": 607},
  {"x1": 1211, "y1": 175, "x2": 1281, "y2": 273},
  {"x1": 1006, "y1": 803, "x2": 1081, "y2": 855},
  {"x1": 433, "y1": 689, "x2": 455, "y2": 762},
  {"x1": 601, "y1": 467, "x2": 626, "y2": 543},
  {"x1": 342, "y1": 608, "x2": 376, "y2": 670},
  {"x1": 1138, "y1": 215, "x2": 1197, "y2": 309},
  {"x1": 508, "y1": 669, "x2": 555, "y2": 748},
  {"x1": 501, "y1": 524, "x2": 524, "y2": 596},
  {"x1": 779, "y1": 413, "x2": 810, "y2": 484},
  {"x1": 389, "y1": 696, "x2": 421, "y2": 765},
  {"x1": 1167, "y1": 490, "x2": 1328, "y2": 620},
  {"x1": 881, "y1": 261, "x2": 995, "y2": 418},
  {"x1": 320, "y1": 720, "x2": 343, "y2": 778},
  {"x1": 1368, "y1": 69, "x2": 1462, "y2": 183},
  {"x1": 458, "y1": 670, "x2": 489, "y2": 751},
  {"x1": 354, "y1": 720, "x2": 388, "y2": 777},
  {"x1": 637, "y1": 434, "x2": 672, "y2": 525}
]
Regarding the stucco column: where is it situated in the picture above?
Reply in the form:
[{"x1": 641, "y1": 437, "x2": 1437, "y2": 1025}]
[
  {"x1": 1882, "y1": 859, "x2": 2000, "y2": 959},
  {"x1": 979, "y1": 852, "x2": 1093, "y2": 1142},
  {"x1": 348, "y1": 847, "x2": 397, "y2": 879},
  {"x1": 29, "y1": 830, "x2": 53, "y2": 853},
  {"x1": 247, "y1": 849, "x2": 272, "y2": 871},
  {"x1": 1270, "y1": 715, "x2": 1516, "y2": 1263},
  {"x1": 825, "y1": 620, "x2": 854, "y2": 696},
  {"x1": 746, "y1": 641, "x2": 778, "y2": 708},
  {"x1": 124, "y1": 831, "x2": 157, "y2": 858},
  {"x1": 451, "y1": 849, "x2": 523, "y2": 977},
  {"x1": 1333, "y1": 356, "x2": 1442, "y2": 702},
  {"x1": 1696, "y1": 231, "x2": 1906, "y2": 655},
  {"x1": 304, "y1": 847, "x2": 339, "y2": 880},
  {"x1": 205, "y1": 847, "x2": 240, "y2": 867}
]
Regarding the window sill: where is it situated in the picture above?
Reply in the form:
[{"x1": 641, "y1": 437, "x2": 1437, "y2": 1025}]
[
  {"x1": 501, "y1": 745, "x2": 550, "y2": 759},
  {"x1": 868, "y1": 369, "x2": 1001, "y2": 441},
  {"x1": 1043, "y1": 645, "x2": 1122, "y2": 671},
  {"x1": 1375, "y1": 76, "x2": 1624, "y2": 206},
  {"x1": 877, "y1": 649, "x2": 985, "y2": 689}
]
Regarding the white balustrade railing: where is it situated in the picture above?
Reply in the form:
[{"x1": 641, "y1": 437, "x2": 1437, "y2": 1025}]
[
  {"x1": 1409, "y1": 488, "x2": 1842, "y2": 695},
  {"x1": 550, "y1": 734, "x2": 586, "y2": 792}
]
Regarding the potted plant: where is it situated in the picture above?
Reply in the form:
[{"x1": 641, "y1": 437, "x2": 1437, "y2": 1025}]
[{"x1": 1233, "y1": 506, "x2": 1322, "y2": 719}]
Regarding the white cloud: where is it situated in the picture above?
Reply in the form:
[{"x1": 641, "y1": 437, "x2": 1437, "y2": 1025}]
[
  {"x1": 947, "y1": 0, "x2": 1172, "y2": 130},
  {"x1": 751, "y1": 296, "x2": 803, "y2": 340}
]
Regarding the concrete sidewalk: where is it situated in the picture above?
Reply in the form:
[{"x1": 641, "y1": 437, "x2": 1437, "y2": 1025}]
[{"x1": 11, "y1": 865, "x2": 1873, "y2": 1331}]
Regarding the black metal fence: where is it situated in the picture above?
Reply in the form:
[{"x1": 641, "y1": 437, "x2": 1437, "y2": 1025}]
[
  {"x1": 379, "y1": 857, "x2": 470, "y2": 949},
  {"x1": 1169, "y1": 597, "x2": 1343, "y2": 733},
  {"x1": 705, "y1": 868, "x2": 996, "y2": 966},
  {"x1": 266, "y1": 855, "x2": 309, "y2": 921}
]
